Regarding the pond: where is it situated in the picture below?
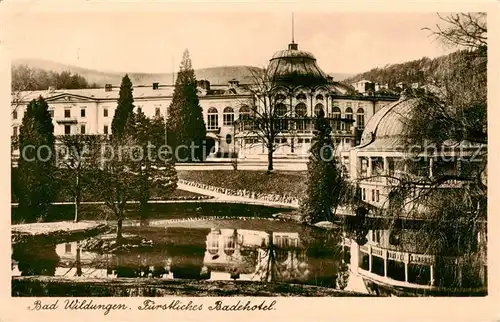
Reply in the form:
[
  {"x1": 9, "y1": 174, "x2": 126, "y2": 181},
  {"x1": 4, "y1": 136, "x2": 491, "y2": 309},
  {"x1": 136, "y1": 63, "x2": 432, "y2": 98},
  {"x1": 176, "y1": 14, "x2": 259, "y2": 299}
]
[
  {"x1": 12, "y1": 219, "x2": 348, "y2": 288},
  {"x1": 11, "y1": 203, "x2": 488, "y2": 296}
]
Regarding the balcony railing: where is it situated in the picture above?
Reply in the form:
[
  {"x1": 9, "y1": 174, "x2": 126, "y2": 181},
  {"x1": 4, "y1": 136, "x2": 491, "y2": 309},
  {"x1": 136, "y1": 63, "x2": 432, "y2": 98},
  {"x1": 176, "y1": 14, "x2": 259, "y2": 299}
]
[
  {"x1": 56, "y1": 118, "x2": 78, "y2": 124},
  {"x1": 237, "y1": 117, "x2": 355, "y2": 134}
]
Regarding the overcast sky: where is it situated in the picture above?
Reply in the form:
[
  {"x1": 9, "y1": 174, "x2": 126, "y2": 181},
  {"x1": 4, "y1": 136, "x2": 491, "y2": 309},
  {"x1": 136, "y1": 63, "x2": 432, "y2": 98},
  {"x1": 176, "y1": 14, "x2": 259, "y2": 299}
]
[{"x1": 2, "y1": 5, "x2": 463, "y2": 74}]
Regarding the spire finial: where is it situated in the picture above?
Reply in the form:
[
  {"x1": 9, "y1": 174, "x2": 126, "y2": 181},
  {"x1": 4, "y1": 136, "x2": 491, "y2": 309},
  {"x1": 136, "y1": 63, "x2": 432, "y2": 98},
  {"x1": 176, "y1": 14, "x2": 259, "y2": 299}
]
[{"x1": 288, "y1": 13, "x2": 298, "y2": 50}]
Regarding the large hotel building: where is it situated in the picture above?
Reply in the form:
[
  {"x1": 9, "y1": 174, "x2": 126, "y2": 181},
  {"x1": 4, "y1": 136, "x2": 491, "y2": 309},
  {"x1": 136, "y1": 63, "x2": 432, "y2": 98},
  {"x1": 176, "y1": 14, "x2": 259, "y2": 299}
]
[{"x1": 11, "y1": 40, "x2": 398, "y2": 161}]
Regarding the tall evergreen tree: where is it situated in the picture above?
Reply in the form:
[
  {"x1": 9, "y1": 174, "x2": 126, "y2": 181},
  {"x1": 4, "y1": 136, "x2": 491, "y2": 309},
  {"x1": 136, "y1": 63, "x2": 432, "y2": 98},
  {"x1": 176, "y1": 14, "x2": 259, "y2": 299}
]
[
  {"x1": 168, "y1": 50, "x2": 206, "y2": 161},
  {"x1": 300, "y1": 110, "x2": 344, "y2": 224},
  {"x1": 17, "y1": 96, "x2": 56, "y2": 221},
  {"x1": 111, "y1": 74, "x2": 135, "y2": 140},
  {"x1": 98, "y1": 75, "x2": 136, "y2": 241}
]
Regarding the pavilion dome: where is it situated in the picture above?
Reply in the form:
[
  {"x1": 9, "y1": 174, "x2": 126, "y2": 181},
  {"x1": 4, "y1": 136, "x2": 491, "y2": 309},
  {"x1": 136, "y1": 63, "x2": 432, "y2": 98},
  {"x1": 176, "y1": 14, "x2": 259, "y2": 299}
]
[
  {"x1": 266, "y1": 42, "x2": 330, "y2": 88},
  {"x1": 358, "y1": 97, "x2": 417, "y2": 150}
]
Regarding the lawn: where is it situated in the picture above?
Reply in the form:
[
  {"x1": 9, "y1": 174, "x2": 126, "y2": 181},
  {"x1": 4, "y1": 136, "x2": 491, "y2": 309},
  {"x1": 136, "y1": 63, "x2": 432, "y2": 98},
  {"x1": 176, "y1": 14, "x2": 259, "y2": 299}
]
[
  {"x1": 11, "y1": 167, "x2": 208, "y2": 203},
  {"x1": 11, "y1": 202, "x2": 286, "y2": 224},
  {"x1": 177, "y1": 170, "x2": 307, "y2": 197},
  {"x1": 12, "y1": 276, "x2": 372, "y2": 297}
]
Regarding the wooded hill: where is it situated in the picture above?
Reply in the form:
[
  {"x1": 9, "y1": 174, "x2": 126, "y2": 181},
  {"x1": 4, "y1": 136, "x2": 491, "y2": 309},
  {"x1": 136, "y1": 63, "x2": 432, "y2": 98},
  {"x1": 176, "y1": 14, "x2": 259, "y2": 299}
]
[{"x1": 343, "y1": 49, "x2": 478, "y2": 88}]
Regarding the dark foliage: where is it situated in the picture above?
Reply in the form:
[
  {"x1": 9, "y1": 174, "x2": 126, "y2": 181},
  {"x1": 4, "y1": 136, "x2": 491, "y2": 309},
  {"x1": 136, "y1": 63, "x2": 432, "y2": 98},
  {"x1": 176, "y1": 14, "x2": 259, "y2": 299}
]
[
  {"x1": 17, "y1": 97, "x2": 57, "y2": 221},
  {"x1": 167, "y1": 50, "x2": 207, "y2": 161},
  {"x1": 300, "y1": 110, "x2": 345, "y2": 223}
]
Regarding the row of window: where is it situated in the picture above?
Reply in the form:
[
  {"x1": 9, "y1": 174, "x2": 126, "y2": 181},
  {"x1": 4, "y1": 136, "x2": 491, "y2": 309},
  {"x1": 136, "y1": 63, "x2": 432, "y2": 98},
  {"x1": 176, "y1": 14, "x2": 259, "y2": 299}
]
[
  {"x1": 13, "y1": 106, "x2": 165, "y2": 121},
  {"x1": 206, "y1": 105, "x2": 365, "y2": 129},
  {"x1": 361, "y1": 187, "x2": 380, "y2": 203},
  {"x1": 12, "y1": 107, "x2": 111, "y2": 120},
  {"x1": 277, "y1": 93, "x2": 367, "y2": 108},
  {"x1": 12, "y1": 124, "x2": 107, "y2": 136},
  {"x1": 12, "y1": 101, "x2": 365, "y2": 121},
  {"x1": 207, "y1": 107, "x2": 247, "y2": 129},
  {"x1": 61, "y1": 124, "x2": 107, "y2": 135}
]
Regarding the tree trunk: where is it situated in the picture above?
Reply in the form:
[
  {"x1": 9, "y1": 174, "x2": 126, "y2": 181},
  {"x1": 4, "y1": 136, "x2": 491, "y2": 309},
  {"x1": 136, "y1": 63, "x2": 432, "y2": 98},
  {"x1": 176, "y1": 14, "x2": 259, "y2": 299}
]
[
  {"x1": 75, "y1": 242, "x2": 82, "y2": 277},
  {"x1": 267, "y1": 146, "x2": 274, "y2": 174},
  {"x1": 116, "y1": 217, "x2": 123, "y2": 241},
  {"x1": 74, "y1": 174, "x2": 80, "y2": 223},
  {"x1": 74, "y1": 198, "x2": 79, "y2": 223}
]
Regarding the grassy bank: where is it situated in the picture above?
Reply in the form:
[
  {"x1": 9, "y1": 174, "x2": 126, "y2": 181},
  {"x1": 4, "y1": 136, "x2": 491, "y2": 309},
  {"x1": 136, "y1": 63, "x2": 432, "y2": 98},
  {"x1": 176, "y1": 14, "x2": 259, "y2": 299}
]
[
  {"x1": 12, "y1": 276, "x2": 372, "y2": 297},
  {"x1": 12, "y1": 222, "x2": 109, "y2": 245},
  {"x1": 177, "y1": 170, "x2": 307, "y2": 197},
  {"x1": 11, "y1": 167, "x2": 206, "y2": 203},
  {"x1": 11, "y1": 202, "x2": 287, "y2": 224}
]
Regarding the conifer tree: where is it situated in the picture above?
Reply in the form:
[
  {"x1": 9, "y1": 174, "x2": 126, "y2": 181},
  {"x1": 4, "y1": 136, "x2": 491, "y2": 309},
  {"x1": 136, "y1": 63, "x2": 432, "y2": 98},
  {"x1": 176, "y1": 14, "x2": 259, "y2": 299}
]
[
  {"x1": 98, "y1": 75, "x2": 136, "y2": 241},
  {"x1": 168, "y1": 50, "x2": 207, "y2": 161},
  {"x1": 17, "y1": 96, "x2": 56, "y2": 221},
  {"x1": 300, "y1": 109, "x2": 344, "y2": 223},
  {"x1": 111, "y1": 74, "x2": 135, "y2": 140}
]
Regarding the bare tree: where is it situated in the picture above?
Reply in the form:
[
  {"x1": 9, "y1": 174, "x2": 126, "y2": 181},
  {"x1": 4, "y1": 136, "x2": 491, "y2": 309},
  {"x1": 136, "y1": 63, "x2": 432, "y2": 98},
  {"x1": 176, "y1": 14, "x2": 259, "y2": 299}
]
[
  {"x1": 391, "y1": 12, "x2": 488, "y2": 212},
  {"x1": 424, "y1": 13, "x2": 487, "y2": 53},
  {"x1": 11, "y1": 65, "x2": 37, "y2": 155},
  {"x1": 95, "y1": 135, "x2": 137, "y2": 241},
  {"x1": 11, "y1": 65, "x2": 38, "y2": 115},
  {"x1": 346, "y1": 13, "x2": 488, "y2": 289},
  {"x1": 58, "y1": 134, "x2": 103, "y2": 222},
  {"x1": 235, "y1": 68, "x2": 293, "y2": 174}
]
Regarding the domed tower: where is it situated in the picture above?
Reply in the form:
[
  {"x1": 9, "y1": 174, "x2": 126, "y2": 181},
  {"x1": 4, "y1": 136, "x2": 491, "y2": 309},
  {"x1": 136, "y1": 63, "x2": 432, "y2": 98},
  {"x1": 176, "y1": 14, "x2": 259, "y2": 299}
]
[{"x1": 266, "y1": 41, "x2": 330, "y2": 88}]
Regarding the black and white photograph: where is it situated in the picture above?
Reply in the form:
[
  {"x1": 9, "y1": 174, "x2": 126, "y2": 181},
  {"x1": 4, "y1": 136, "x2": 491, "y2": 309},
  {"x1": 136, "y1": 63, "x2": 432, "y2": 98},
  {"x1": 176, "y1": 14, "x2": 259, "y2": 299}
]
[{"x1": 2, "y1": 2, "x2": 494, "y2": 314}]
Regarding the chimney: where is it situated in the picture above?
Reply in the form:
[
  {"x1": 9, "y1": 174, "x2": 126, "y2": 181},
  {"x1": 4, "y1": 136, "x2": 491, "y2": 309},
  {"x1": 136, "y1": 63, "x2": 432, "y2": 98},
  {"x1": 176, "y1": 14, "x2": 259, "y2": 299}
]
[
  {"x1": 105, "y1": 84, "x2": 113, "y2": 92},
  {"x1": 228, "y1": 79, "x2": 239, "y2": 88},
  {"x1": 153, "y1": 82, "x2": 159, "y2": 90}
]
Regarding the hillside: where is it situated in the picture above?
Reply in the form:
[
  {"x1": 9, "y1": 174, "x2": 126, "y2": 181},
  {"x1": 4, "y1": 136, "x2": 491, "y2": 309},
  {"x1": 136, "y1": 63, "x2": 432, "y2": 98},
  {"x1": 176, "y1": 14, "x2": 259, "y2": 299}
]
[
  {"x1": 12, "y1": 58, "x2": 262, "y2": 87},
  {"x1": 343, "y1": 50, "x2": 474, "y2": 87},
  {"x1": 328, "y1": 73, "x2": 354, "y2": 81}
]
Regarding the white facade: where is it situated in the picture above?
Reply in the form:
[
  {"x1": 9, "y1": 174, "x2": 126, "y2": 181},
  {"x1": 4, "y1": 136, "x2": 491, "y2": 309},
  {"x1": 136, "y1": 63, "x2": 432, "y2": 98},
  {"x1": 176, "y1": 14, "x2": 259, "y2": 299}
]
[{"x1": 11, "y1": 83, "x2": 397, "y2": 161}]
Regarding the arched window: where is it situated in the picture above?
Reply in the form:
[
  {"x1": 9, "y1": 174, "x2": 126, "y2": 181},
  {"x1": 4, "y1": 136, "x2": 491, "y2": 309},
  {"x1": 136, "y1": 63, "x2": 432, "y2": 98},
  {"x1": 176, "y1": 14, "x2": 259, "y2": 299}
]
[
  {"x1": 314, "y1": 103, "x2": 324, "y2": 116},
  {"x1": 345, "y1": 107, "x2": 353, "y2": 120},
  {"x1": 207, "y1": 232, "x2": 219, "y2": 255},
  {"x1": 343, "y1": 107, "x2": 353, "y2": 131},
  {"x1": 357, "y1": 108, "x2": 365, "y2": 130},
  {"x1": 276, "y1": 103, "x2": 288, "y2": 130},
  {"x1": 224, "y1": 236, "x2": 235, "y2": 256},
  {"x1": 276, "y1": 93, "x2": 287, "y2": 101},
  {"x1": 296, "y1": 93, "x2": 306, "y2": 100},
  {"x1": 226, "y1": 134, "x2": 232, "y2": 144},
  {"x1": 316, "y1": 94, "x2": 324, "y2": 100},
  {"x1": 276, "y1": 103, "x2": 287, "y2": 117},
  {"x1": 332, "y1": 107, "x2": 341, "y2": 131},
  {"x1": 239, "y1": 105, "x2": 250, "y2": 120},
  {"x1": 207, "y1": 107, "x2": 218, "y2": 130},
  {"x1": 223, "y1": 106, "x2": 234, "y2": 126},
  {"x1": 295, "y1": 103, "x2": 307, "y2": 117},
  {"x1": 332, "y1": 107, "x2": 341, "y2": 119}
]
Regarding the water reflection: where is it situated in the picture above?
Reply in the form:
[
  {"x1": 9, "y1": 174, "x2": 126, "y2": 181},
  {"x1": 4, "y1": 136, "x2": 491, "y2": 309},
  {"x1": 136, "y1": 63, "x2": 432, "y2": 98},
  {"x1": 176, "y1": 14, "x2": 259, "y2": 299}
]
[
  {"x1": 11, "y1": 221, "x2": 487, "y2": 295},
  {"x1": 12, "y1": 226, "x2": 342, "y2": 288},
  {"x1": 202, "y1": 229, "x2": 318, "y2": 282},
  {"x1": 343, "y1": 226, "x2": 487, "y2": 295}
]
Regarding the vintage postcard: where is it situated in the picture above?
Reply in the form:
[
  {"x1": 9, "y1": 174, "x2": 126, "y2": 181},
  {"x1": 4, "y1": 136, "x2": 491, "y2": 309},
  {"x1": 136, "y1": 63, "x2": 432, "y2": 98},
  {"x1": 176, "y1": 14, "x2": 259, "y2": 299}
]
[{"x1": 0, "y1": 1, "x2": 498, "y2": 321}]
